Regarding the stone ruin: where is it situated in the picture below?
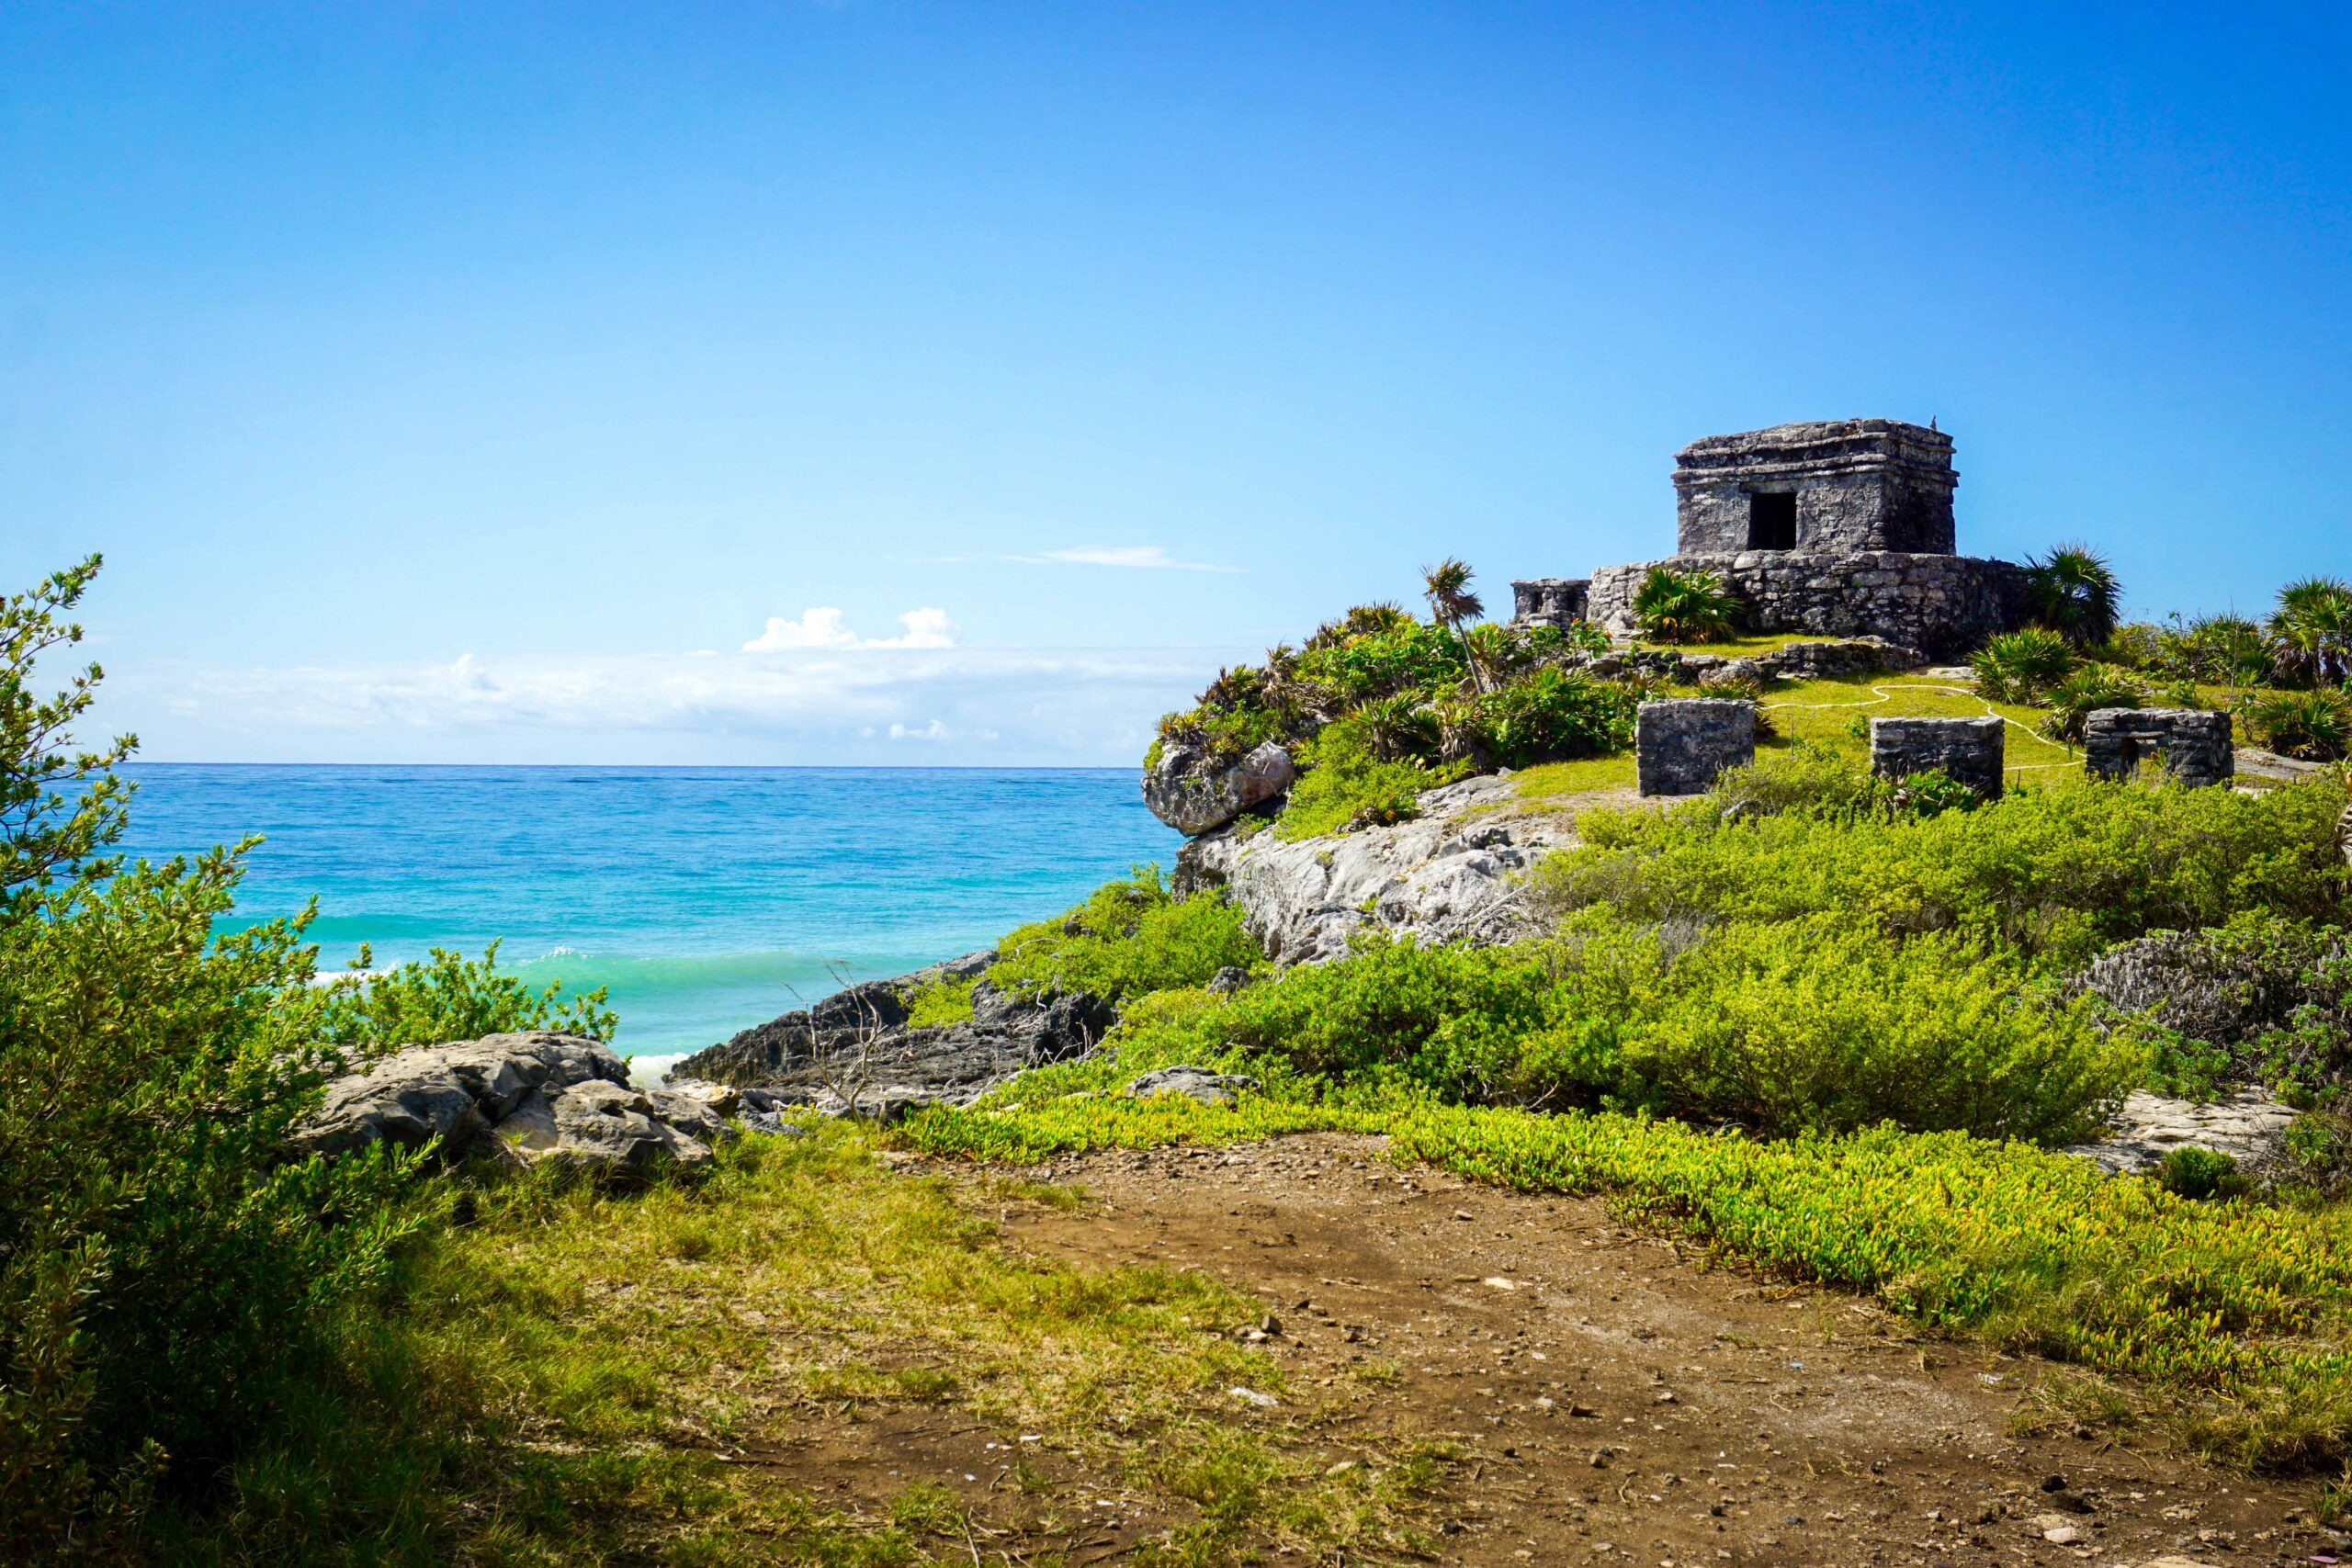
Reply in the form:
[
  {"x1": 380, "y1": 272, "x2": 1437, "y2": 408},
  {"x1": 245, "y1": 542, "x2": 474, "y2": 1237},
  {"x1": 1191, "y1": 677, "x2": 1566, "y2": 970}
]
[
  {"x1": 1870, "y1": 716, "x2": 2006, "y2": 798},
  {"x1": 2083, "y1": 708, "x2": 2234, "y2": 789},
  {"x1": 1516, "y1": 419, "x2": 2028, "y2": 660},
  {"x1": 1635, "y1": 698, "x2": 1755, "y2": 796}
]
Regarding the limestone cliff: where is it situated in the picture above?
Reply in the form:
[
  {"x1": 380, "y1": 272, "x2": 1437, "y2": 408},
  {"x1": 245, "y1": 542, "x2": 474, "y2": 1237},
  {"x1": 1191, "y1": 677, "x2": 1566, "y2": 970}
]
[{"x1": 1175, "y1": 773, "x2": 1582, "y2": 964}]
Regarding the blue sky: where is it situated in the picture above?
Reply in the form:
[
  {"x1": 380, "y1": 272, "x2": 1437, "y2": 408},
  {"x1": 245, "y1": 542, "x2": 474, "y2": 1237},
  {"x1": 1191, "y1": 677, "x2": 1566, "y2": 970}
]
[{"x1": 3, "y1": 2, "x2": 2346, "y2": 763}]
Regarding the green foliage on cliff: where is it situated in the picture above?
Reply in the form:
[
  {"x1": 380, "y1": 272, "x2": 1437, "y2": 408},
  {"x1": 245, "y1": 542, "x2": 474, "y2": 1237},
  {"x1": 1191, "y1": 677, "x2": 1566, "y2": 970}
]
[
  {"x1": 989, "y1": 866, "x2": 1261, "y2": 1003},
  {"x1": 1150, "y1": 568, "x2": 1629, "y2": 801}
]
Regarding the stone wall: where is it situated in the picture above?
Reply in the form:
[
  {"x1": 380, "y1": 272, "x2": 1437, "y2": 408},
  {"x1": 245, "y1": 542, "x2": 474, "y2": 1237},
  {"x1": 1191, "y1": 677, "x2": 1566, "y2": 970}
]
[
  {"x1": 1588, "y1": 550, "x2": 2027, "y2": 660},
  {"x1": 1870, "y1": 716, "x2": 2006, "y2": 797},
  {"x1": 1510, "y1": 577, "x2": 1589, "y2": 627},
  {"x1": 2083, "y1": 709, "x2": 2233, "y2": 789},
  {"x1": 1635, "y1": 699, "x2": 1755, "y2": 796},
  {"x1": 1673, "y1": 419, "x2": 1956, "y2": 555}
]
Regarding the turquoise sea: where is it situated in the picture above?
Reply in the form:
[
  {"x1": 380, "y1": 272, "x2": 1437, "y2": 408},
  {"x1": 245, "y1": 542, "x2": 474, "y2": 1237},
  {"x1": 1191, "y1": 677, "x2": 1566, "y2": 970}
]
[{"x1": 117, "y1": 765, "x2": 1179, "y2": 1075}]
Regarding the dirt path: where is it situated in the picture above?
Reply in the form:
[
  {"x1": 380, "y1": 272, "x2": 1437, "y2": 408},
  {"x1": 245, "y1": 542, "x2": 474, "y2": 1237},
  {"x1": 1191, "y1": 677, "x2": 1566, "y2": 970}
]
[{"x1": 989, "y1": 1133, "x2": 2332, "y2": 1567}]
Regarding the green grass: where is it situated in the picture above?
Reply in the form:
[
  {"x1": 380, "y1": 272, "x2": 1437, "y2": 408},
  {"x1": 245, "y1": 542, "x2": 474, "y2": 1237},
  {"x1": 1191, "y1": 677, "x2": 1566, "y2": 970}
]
[
  {"x1": 1504, "y1": 752, "x2": 1639, "y2": 804},
  {"x1": 898, "y1": 1092, "x2": 2352, "y2": 1472},
  {"x1": 159, "y1": 1124, "x2": 1450, "y2": 1563},
  {"x1": 1627, "y1": 630, "x2": 1838, "y2": 657},
  {"x1": 1754, "y1": 673, "x2": 2083, "y2": 779}
]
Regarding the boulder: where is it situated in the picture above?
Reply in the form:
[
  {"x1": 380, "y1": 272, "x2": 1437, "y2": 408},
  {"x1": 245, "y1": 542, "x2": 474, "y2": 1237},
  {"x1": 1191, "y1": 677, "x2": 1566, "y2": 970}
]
[
  {"x1": 1126, "y1": 1066, "x2": 1260, "y2": 1106},
  {"x1": 1143, "y1": 740, "x2": 1296, "y2": 836},
  {"x1": 1178, "y1": 773, "x2": 1579, "y2": 964},
  {"x1": 671, "y1": 962, "x2": 1114, "y2": 1115},
  {"x1": 294, "y1": 1032, "x2": 724, "y2": 1172}
]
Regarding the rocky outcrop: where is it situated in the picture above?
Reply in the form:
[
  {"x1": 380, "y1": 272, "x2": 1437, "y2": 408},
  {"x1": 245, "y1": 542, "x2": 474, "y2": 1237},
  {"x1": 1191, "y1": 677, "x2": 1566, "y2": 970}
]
[
  {"x1": 1126, "y1": 1066, "x2": 1260, "y2": 1105},
  {"x1": 670, "y1": 953, "x2": 1114, "y2": 1116},
  {"x1": 2066, "y1": 1089, "x2": 2299, "y2": 1179},
  {"x1": 1177, "y1": 773, "x2": 1580, "y2": 964},
  {"x1": 295, "y1": 1032, "x2": 729, "y2": 1172},
  {"x1": 1143, "y1": 740, "x2": 1296, "y2": 835}
]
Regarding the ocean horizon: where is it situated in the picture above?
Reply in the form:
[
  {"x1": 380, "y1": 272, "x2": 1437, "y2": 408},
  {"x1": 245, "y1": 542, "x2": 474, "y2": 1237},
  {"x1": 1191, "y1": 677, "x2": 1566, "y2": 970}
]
[{"x1": 117, "y1": 762, "x2": 1181, "y2": 1077}]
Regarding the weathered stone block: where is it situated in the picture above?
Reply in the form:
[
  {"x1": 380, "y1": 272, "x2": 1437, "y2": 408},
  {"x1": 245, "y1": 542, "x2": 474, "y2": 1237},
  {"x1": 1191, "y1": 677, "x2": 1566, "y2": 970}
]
[
  {"x1": 1510, "y1": 577, "x2": 1589, "y2": 627},
  {"x1": 1636, "y1": 699, "x2": 1755, "y2": 796},
  {"x1": 1673, "y1": 419, "x2": 1956, "y2": 555},
  {"x1": 2082, "y1": 708, "x2": 2233, "y2": 789},
  {"x1": 1871, "y1": 715, "x2": 2005, "y2": 797},
  {"x1": 1587, "y1": 550, "x2": 2027, "y2": 661}
]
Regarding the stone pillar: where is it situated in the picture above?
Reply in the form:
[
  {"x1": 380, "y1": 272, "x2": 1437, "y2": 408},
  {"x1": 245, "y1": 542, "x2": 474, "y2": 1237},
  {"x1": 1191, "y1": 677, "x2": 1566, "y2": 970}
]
[
  {"x1": 1869, "y1": 716, "x2": 2006, "y2": 798},
  {"x1": 2082, "y1": 709, "x2": 2233, "y2": 789},
  {"x1": 1636, "y1": 699, "x2": 1756, "y2": 796},
  {"x1": 1510, "y1": 578, "x2": 1590, "y2": 626}
]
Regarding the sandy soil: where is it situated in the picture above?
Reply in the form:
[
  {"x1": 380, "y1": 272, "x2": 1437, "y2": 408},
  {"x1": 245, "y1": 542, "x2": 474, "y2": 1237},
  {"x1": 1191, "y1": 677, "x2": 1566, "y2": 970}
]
[{"x1": 962, "y1": 1133, "x2": 2337, "y2": 1568}]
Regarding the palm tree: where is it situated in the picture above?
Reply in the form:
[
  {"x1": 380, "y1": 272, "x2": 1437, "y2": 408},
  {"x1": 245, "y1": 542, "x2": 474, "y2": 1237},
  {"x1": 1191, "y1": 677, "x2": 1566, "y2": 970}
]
[
  {"x1": 1422, "y1": 558, "x2": 1487, "y2": 692},
  {"x1": 2024, "y1": 545, "x2": 2122, "y2": 647},
  {"x1": 2269, "y1": 577, "x2": 2352, "y2": 689}
]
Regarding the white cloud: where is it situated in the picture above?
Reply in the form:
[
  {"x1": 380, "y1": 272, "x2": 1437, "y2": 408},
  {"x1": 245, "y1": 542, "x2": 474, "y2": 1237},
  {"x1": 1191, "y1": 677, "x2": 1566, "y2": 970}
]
[
  {"x1": 114, "y1": 639, "x2": 1250, "y2": 766},
  {"x1": 880, "y1": 608, "x2": 956, "y2": 649},
  {"x1": 741, "y1": 606, "x2": 957, "y2": 652},
  {"x1": 1022, "y1": 546, "x2": 1238, "y2": 572}
]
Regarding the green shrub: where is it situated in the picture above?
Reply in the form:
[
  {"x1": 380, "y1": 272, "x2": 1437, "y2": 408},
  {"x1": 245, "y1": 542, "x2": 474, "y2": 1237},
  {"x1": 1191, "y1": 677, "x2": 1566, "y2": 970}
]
[
  {"x1": 1630, "y1": 565, "x2": 1739, "y2": 645},
  {"x1": 2153, "y1": 613, "x2": 2275, "y2": 688},
  {"x1": 1475, "y1": 667, "x2": 1640, "y2": 767},
  {"x1": 2240, "y1": 687, "x2": 2352, "y2": 761},
  {"x1": 1971, "y1": 626, "x2": 2077, "y2": 703},
  {"x1": 2024, "y1": 544, "x2": 2123, "y2": 646},
  {"x1": 1274, "y1": 716, "x2": 1440, "y2": 839},
  {"x1": 1609, "y1": 915, "x2": 2139, "y2": 1143},
  {"x1": 1705, "y1": 741, "x2": 1890, "y2": 822},
  {"x1": 989, "y1": 868, "x2": 1261, "y2": 1002},
  {"x1": 1530, "y1": 773, "x2": 2347, "y2": 970},
  {"x1": 2041, "y1": 662, "x2": 2153, "y2": 743},
  {"x1": 0, "y1": 558, "x2": 636, "y2": 1556},
  {"x1": 1293, "y1": 618, "x2": 1466, "y2": 704},
  {"x1": 2156, "y1": 1146, "x2": 2251, "y2": 1202},
  {"x1": 904, "y1": 975, "x2": 978, "y2": 1029},
  {"x1": 283, "y1": 940, "x2": 616, "y2": 1050},
  {"x1": 1085, "y1": 910, "x2": 2134, "y2": 1142}
]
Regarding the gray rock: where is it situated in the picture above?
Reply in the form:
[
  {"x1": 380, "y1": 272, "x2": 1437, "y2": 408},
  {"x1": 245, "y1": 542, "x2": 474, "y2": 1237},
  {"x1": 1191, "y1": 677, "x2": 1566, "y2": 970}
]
[
  {"x1": 1205, "y1": 965, "x2": 1251, "y2": 995},
  {"x1": 295, "y1": 1032, "x2": 721, "y2": 1172},
  {"x1": 1178, "y1": 773, "x2": 1578, "y2": 964},
  {"x1": 670, "y1": 962, "x2": 1115, "y2": 1114},
  {"x1": 2066, "y1": 1089, "x2": 2299, "y2": 1178},
  {"x1": 1636, "y1": 699, "x2": 1755, "y2": 796},
  {"x1": 544, "y1": 1078, "x2": 715, "y2": 1169},
  {"x1": 1126, "y1": 1066, "x2": 1261, "y2": 1106},
  {"x1": 1143, "y1": 740, "x2": 1296, "y2": 836}
]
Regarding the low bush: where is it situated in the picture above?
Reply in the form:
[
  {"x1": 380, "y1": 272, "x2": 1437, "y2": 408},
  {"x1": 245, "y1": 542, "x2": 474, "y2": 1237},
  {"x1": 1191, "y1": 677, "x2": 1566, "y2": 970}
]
[
  {"x1": 989, "y1": 867, "x2": 1261, "y2": 1002},
  {"x1": 1971, "y1": 626, "x2": 2078, "y2": 703},
  {"x1": 2240, "y1": 687, "x2": 2352, "y2": 761},
  {"x1": 0, "y1": 560, "x2": 630, "y2": 1556},
  {"x1": 1086, "y1": 912, "x2": 2136, "y2": 1142},
  {"x1": 1274, "y1": 716, "x2": 1445, "y2": 840},
  {"x1": 284, "y1": 939, "x2": 616, "y2": 1049},
  {"x1": 903, "y1": 973, "x2": 978, "y2": 1028},
  {"x1": 1631, "y1": 564, "x2": 1739, "y2": 645},
  {"x1": 2040, "y1": 661, "x2": 2154, "y2": 743},
  {"x1": 1530, "y1": 770, "x2": 2347, "y2": 971}
]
